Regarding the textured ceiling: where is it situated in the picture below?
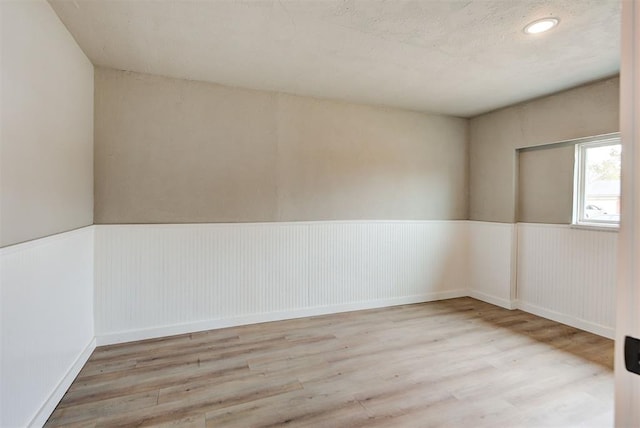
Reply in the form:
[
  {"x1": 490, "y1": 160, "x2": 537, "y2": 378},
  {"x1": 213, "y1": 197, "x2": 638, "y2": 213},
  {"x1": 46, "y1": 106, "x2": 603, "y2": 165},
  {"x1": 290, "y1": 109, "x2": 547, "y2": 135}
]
[{"x1": 49, "y1": 0, "x2": 620, "y2": 117}]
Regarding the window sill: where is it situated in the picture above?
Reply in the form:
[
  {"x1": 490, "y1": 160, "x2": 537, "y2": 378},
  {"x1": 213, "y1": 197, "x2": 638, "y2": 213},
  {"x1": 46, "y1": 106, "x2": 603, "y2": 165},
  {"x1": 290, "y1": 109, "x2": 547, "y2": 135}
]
[{"x1": 571, "y1": 223, "x2": 619, "y2": 232}]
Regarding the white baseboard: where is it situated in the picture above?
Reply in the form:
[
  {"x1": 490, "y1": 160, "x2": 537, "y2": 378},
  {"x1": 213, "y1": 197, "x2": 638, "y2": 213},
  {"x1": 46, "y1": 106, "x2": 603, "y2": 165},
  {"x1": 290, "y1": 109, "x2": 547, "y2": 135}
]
[
  {"x1": 517, "y1": 301, "x2": 614, "y2": 339},
  {"x1": 29, "y1": 338, "x2": 96, "y2": 428},
  {"x1": 96, "y1": 289, "x2": 466, "y2": 346},
  {"x1": 469, "y1": 290, "x2": 517, "y2": 310}
]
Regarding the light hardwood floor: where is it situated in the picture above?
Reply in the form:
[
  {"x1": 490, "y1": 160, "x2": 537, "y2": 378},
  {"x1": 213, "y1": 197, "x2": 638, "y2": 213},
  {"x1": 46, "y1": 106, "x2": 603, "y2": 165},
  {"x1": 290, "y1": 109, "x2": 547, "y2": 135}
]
[{"x1": 46, "y1": 298, "x2": 613, "y2": 427}]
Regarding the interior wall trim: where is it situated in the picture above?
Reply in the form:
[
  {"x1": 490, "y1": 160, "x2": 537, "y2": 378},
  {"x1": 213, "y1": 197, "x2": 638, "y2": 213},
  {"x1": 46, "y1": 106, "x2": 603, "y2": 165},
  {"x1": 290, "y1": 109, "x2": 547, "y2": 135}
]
[
  {"x1": 1, "y1": 226, "x2": 94, "y2": 427},
  {"x1": 29, "y1": 338, "x2": 96, "y2": 428},
  {"x1": 468, "y1": 221, "x2": 516, "y2": 309},
  {"x1": 94, "y1": 221, "x2": 469, "y2": 343},
  {"x1": 95, "y1": 290, "x2": 466, "y2": 346},
  {"x1": 3, "y1": 220, "x2": 618, "y2": 425},
  {"x1": 469, "y1": 290, "x2": 517, "y2": 310},
  {"x1": 516, "y1": 222, "x2": 617, "y2": 339},
  {"x1": 517, "y1": 301, "x2": 614, "y2": 339},
  {"x1": 92, "y1": 220, "x2": 617, "y2": 344}
]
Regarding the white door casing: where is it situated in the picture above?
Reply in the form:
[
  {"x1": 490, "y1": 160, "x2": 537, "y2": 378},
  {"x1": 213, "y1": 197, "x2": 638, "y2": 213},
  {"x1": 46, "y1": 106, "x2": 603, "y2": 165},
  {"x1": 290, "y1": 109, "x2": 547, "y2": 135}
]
[{"x1": 616, "y1": 0, "x2": 640, "y2": 426}]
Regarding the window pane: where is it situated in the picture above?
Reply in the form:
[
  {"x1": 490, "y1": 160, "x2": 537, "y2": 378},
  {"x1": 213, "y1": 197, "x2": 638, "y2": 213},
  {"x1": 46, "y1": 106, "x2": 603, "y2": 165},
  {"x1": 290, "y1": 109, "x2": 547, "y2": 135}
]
[{"x1": 583, "y1": 144, "x2": 621, "y2": 223}]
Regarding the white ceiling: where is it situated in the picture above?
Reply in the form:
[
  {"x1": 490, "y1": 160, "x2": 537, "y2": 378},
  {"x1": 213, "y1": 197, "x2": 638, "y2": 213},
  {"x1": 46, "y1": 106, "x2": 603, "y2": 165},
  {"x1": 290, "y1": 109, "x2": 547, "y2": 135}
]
[{"x1": 49, "y1": 0, "x2": 620, "y2": 118}]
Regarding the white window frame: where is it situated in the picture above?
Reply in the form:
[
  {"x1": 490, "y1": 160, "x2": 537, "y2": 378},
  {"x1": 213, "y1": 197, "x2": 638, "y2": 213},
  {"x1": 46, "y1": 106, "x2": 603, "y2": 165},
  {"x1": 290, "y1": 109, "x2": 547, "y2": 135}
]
[{"x1": 572, "y1": 134, "x2": 621, "y2": 229}]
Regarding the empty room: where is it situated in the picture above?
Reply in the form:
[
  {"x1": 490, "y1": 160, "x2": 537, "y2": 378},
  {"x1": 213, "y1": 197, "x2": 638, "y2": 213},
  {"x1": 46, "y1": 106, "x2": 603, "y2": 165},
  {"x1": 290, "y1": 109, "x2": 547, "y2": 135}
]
[{"x1": 2, "y1": 0, "x2": 640, "y2": 427}]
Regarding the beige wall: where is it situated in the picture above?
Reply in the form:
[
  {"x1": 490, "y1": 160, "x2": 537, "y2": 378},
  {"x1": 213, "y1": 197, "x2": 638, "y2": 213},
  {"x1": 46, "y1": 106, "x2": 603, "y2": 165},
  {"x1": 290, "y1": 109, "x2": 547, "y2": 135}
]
[
  {"x1": 1, "y1": 0, "x2": 94, "y2": 247},
  {"x1": 94, "y1": 68, "x2": 277, "y2": 223},
  {"x1": 95, "y1": 68, "x2": 468, "y2": 223},
  {"x1": 518, "y1": 145, "x2": 575, "y2": 224},
  {"x1": 469, "y1": 77, "x2": 619, "y2": 223}
]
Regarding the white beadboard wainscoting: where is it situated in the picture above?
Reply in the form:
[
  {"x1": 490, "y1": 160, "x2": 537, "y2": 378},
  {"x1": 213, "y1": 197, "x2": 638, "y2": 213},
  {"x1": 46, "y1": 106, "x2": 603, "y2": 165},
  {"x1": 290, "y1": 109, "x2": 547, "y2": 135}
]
[
  {"x1": 467, "y1": 221, "x2": 516, "y2": 309},
  {"x1": 94, "y1": 221, "x2": 468, "y2": 345},
  {"x1": 1, "y1": 220, "x2": 619, "y2": 426},
  {"x1": 516, "y1": 223, "x2": 617, "y2": 339},
  {"x1": 0, "y1": 227, "x2": 95, "y2": 428}
]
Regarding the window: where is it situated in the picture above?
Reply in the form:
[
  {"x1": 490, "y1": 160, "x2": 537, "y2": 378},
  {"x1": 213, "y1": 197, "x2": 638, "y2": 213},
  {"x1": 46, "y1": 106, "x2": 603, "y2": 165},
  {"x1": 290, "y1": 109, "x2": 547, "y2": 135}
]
[{"x1": 573, "y1": 135, "x2": 621, "y2": 228}]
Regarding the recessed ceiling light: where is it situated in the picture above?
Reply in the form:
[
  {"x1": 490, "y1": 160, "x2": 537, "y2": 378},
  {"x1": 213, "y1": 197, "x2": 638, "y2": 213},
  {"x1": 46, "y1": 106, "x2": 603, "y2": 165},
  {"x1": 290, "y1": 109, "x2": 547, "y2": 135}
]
[{"x1": 524, "y1": 18, "x2": 559, "y2": 35}]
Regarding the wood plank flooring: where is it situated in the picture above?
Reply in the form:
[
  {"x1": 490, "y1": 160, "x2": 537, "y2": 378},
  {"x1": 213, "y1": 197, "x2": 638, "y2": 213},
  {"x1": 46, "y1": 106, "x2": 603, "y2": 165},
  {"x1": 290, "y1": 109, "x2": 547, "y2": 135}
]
[{"x1": 46, "y1": 298, "x2": 614, "y2": 427}]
